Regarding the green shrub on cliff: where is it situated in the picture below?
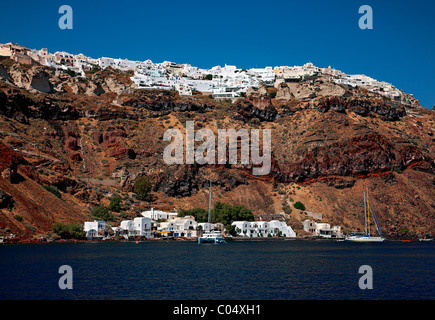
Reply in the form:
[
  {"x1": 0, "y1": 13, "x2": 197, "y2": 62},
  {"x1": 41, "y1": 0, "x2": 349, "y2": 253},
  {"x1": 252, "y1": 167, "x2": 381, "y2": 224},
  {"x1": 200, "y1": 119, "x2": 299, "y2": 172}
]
[
  {"x1": 179, "y1": 208, "x2": 208, "y2": 222},
  {"x1": 43, "y1": 185, "x2": 62, "y2": 199},
  {"x1": 293, "y1": 201, "x2": 306, "y2": 211},
  {"x1": 109, "y1": 195, "x2": 122, "y2": 212},
  {"x1": 90, "y1": 205, "x2": 114, "y2": 221},
  {"x1": 179, "y1": 202, "x2": 254, "y2": 232},
  {"x1": 213, "y1": 202, "x2": 254, "y2": 230},
  {"x1": 134, "y1": 175, "x2": 152, "y2": 201}
]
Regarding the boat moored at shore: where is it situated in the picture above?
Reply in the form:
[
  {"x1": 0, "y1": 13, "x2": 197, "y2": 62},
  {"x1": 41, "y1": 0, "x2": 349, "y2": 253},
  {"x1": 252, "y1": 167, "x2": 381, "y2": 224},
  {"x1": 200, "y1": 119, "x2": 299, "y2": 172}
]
[{"x1": 345, "y1": 189, "x2": 385, "y2": 243}]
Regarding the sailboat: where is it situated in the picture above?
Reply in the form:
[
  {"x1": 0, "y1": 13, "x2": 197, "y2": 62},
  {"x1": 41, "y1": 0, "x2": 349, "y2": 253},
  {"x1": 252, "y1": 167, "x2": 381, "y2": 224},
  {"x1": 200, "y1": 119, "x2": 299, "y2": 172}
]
[
  {"x1": 197, "y1": 181, "x2": 226, "y2": 244},
  {"x1": 345, "y1": 189, "x2": 385, "y2": 242}
]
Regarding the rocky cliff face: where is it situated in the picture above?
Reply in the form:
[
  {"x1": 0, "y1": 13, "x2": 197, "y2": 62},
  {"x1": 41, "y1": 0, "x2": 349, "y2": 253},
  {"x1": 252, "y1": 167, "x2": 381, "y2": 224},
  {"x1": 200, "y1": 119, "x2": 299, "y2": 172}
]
[{"x1": 0, "y1": 58, "x2": 434, "y2": 240}]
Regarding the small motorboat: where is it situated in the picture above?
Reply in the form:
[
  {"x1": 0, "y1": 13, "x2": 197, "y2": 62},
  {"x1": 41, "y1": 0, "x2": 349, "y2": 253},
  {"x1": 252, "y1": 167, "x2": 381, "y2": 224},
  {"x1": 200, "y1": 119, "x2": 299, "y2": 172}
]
[{"x1": 419, "y1": 237, "x2": 433, "y2": 242}]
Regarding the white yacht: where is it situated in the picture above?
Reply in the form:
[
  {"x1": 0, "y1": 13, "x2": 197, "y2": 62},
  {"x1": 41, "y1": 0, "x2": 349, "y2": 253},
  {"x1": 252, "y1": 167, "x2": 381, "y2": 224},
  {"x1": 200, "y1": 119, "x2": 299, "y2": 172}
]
[
  {"x1": 198, "y1": 181, "x2": 226, "y2": 244},
  {"x1": 345, "y1": 189, "x2": 385, "y2": 243},
  {"x1": 198, "y1": 230, "x2": 226, "y2": 244}
]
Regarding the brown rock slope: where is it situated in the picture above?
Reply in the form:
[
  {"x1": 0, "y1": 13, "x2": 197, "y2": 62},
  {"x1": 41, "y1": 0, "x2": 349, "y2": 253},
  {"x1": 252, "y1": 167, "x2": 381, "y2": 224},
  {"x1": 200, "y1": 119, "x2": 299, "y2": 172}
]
[{"x1": 0, "y1": 58, "x2": 434, "y2": 240}]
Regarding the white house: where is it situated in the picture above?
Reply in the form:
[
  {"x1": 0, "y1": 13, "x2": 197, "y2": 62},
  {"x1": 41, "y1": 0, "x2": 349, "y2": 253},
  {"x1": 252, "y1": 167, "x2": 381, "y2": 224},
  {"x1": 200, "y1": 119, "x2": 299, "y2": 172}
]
[
  {"x1": 174, "y1": 82, "x2": 192, "y2": 96},
  {"x1": 172, "y1": 217, "x2": 198, "y2": 237},
  {"x1": 232, "y1": 220, "x2": 295, "y2": 238},
  {"x1": 247, "y1": 67, "x2": 275, "y2": 85},
  {"x1": 232, "y1": 221, "x2": 251, "y2": 236},
  {"x1": 133, "y1": 217, "x2": 153, "y2": 237},
  {"x1": 120, "y1": 220, "x2": 135, "y2": 236},
  {"x1": 268, "y1": 220, "x2": 296, "y2": 238},
  {"x1": 120, "y1": 217, "x2": 152, "y2": 237},
  {"x1": 84, "y1": 220, "x2": 106, "y2": 239},
  {"x1": 198, "y1": 222, "x2": 214, "y2": 233},
  {"x1": 156, "y1": 216, "x2": 198, "y2": 237},
  {"x1": 302, "y1": 219, "x2": 343, "y2": 238},
  {"x1": 114, "y1": 58, "x2": 136, "y2": 71},
  {"x1": 141, "y1": 208, "x2": 178, "y2": 221},
  {"x1": 98, "y1": 57, "x2": 115, "y2": 69}
]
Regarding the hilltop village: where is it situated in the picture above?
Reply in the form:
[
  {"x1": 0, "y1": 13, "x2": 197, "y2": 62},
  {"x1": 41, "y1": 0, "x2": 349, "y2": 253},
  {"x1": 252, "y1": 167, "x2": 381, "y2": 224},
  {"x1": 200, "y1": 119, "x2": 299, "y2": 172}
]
[{"x1": 0, "y1": 42, "x2": 412, "y2": 102}]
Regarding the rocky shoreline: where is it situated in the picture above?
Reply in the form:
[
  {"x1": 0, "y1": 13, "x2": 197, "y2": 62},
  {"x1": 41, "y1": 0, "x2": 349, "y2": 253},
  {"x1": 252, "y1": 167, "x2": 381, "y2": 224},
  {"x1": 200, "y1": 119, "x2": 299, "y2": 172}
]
[{"x1": 2, "y1": 234, "x2": 428, "y2": 244}]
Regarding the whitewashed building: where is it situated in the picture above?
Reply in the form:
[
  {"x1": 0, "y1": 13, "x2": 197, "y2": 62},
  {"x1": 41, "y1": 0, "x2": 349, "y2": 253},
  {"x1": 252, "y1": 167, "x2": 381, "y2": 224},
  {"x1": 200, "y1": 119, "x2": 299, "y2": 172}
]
[
  {"x1": 141, "y1": 208, "x2": 178, "y2": 221},
  {"x1": 84, "y1": 220, "x2": 106, "y2": 239},
  {"x1": 198, "y1": 222, "x2": 215, "y2": 233},
  {"x1": 120, "y1": 220, "x2": 135, "y2": 235},
  {"x1": 133, "y1": 217, "x2": 152, "y2": 237},
  {"x1": 157, "y1": 217, "x2": 197, "y2": 237},
  {"x1": 174, "y1": 82, "x2": 192, "y2": 95},
  {"x1": 247, "y1": 67, "x2": 275, "y2": 85},
  {"x1": 302, "y1": 219, "x2": 343, "y2": 238},
  {"x1": 120, "y1": 217, "x2": 153, "y2": 237},
  {"x1": 172, "y1": 217, "x2": 198, "y2": 237},
  {"x1": 98, "y1": 57, "x2": 115, "y2": 69},
  {"x1": 232, "y1": 220, "x2": 296, "y2": 238},
  {"x1": 268, "y1": 220, "x2": 296, "y2": 237},
  {"x1": 232, "y1": 221, "x2": 251, "y2": 236}
]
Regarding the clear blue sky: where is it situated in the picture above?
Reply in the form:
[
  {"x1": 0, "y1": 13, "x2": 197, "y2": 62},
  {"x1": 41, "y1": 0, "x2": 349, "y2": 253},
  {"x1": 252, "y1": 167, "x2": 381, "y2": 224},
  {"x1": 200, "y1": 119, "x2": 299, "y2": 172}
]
[{"x1": 0, "y1": 0, "x2": 434, "y2": 108}]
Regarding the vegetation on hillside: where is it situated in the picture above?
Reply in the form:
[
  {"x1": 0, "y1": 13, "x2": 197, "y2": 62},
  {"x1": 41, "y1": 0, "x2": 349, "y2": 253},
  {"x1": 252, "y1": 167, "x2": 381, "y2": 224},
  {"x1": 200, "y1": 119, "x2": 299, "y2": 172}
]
[
  {"x1": 51, "y1": 222, "x2": 86, "y2": 239},
  {"x1": 179, "y1": 201, "x2": 254, "y2": 235}
]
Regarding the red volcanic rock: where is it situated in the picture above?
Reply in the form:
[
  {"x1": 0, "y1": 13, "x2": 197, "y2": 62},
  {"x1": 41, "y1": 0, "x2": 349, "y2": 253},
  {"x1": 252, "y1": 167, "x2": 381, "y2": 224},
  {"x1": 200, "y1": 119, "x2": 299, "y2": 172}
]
[
  {"x1": 0, "y1": 142, "x2": 16, "y2": 170},
  {"x1": 273, "y1": 133, "x2": 426, "y2": 182},
  {"x1": 236, "y1": 98, "x2": 279, "y2": 122},
  {"x1": 96, "y1": 125, "x2": 136, "y2": 159},
  {"x1": 0, "y1": 142, "x2": 26, "y2": 183},
  {"x1": 316, "y1": 96, "x2": 406, "y2": 121},
  {"x1": 63, "y1": 129, "x2": 81, "y2": 151},
  {"x1": 103, "y1": 125, "x2": 128, "y2": 145},
  {"x1": 69, "y1": 151, "x2": 82, "y2": 161},
  {"x1": 62, "y1": 130, "x2": 82, "y2": 161}
]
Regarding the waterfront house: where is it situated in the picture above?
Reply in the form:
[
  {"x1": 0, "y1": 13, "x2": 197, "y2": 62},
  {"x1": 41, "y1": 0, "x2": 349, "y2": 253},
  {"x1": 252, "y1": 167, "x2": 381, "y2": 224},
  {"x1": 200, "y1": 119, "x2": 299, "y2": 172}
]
[
  {"x1": 198, "y1": 222, "x2": 214, "y2": 233},
  {"x1": 302, "y1": 219, "x2": 343, "y2": 238},
  {"x1": 133, "y1": 217, "x2": 153, "y2": 237},
  {"x1": 268, "y1": 220, "x2": 296, "y2": 238},
  {"x1": 232, "y1": 221, "x2": 251, "y2": 237},
  {"x1": 84, "y1": 220, "x2": 106, "y2": 239},
  {"x1": 256, "y1": 221, "x2": 270, "y2": 237},
  {"x1": 157, "y1": 217, "x2": 197, "y2": 237},
  {"x1": 120, "y1": 217, "x2": 152, "y2": 237},
  {"x1": 120, "y1": 220, "x2": 135, "y2": 236},
  {"x1": 232, "y1": 220, "x2": 295, "y2": 238},
  {"x1": 302, "y1": 219, "x2": 317, "y2": 234},
  {"x1": 172, "y1": 217, "x2": 198, "y2": 237}
]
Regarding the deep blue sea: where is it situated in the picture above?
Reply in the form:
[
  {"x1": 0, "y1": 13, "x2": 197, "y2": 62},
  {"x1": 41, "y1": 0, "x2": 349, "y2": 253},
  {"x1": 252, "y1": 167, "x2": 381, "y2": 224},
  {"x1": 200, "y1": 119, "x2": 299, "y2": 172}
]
[{"x1": 0, "y1": 240, "x2": 434, "y2": 300}]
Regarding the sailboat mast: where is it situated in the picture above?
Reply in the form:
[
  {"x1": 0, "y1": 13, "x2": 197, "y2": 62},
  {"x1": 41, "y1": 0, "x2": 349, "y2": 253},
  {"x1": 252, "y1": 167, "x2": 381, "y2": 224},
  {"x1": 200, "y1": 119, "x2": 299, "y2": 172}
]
[
  {"x1": 208, "y1": 180, "x2": 212, "y2": 224},
  {"x1": 364, "y1": 192, "x2": 367, "y2": 235},
  {"x1": 367, "y1": 188, "x2": 371, "y2": 236}
]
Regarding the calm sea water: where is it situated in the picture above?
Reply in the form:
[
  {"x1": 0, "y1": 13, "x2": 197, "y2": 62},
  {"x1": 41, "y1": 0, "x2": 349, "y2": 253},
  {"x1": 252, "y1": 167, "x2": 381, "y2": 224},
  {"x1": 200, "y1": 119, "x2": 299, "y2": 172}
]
[{"x1": 0, "y1": 240, "x2": 433, "y2": 300}]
